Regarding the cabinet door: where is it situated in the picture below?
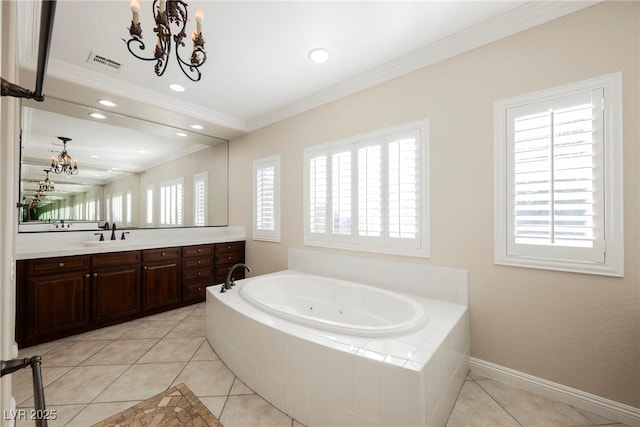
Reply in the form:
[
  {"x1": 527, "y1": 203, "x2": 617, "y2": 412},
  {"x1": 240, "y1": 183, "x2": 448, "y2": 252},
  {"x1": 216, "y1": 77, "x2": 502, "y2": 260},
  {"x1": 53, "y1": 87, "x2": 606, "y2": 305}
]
[
  {"x1": 26, "y1": 271, "x2": 90, "y2": 340},
  {"x1": 142, "y1": 261, "x2": 180, "y2": 310},
  {"x1": 92, "y1": 264, "x2": 141, "y2": 323}
]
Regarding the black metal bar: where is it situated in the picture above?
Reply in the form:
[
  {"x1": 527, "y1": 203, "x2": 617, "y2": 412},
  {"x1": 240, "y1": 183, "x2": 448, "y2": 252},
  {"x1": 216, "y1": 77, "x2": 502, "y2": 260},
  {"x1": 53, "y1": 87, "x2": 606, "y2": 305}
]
[
  {"x1": 30, "y1": 356, "x2": 47, "y2": 427},
  {"x1": 33, "y1": 0, "x2": 56, "y2": 101},
  {"x1": 1, "y1": 356, "x2": 48, "y2": 426},
  {"x1": 1, "y1": 0, "x2": 56, "y2": 101}
]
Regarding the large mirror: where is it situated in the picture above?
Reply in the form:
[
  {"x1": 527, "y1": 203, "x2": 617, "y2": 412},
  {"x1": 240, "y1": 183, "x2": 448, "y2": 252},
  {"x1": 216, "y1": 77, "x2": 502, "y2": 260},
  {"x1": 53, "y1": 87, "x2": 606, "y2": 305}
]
[{"x1": 19, "y1": 97, "x2": 229, "y2": 232}]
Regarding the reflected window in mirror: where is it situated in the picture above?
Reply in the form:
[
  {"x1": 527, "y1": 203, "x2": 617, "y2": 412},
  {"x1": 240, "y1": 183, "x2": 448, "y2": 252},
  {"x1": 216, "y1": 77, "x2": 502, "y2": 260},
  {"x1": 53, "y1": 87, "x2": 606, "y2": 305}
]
[
  {"x1": 126, "y1": 191, "x2": 133, "y2": 226},
  {"x1": 160, "y1": 178, "x2": 184, "y2": 226},
  {"x1": 194, "y1": 172, "x2": 208, "y2": 227},
  {"x1": 146, "y1": 184, "x2": 154, "y2": 227}
]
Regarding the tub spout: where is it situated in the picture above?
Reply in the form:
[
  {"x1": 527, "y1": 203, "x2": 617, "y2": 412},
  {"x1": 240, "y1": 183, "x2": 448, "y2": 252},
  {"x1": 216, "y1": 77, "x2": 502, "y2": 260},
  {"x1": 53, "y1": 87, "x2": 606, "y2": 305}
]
[{"x1": 224, "y1": 263, "x2": 250, "y2": 290}]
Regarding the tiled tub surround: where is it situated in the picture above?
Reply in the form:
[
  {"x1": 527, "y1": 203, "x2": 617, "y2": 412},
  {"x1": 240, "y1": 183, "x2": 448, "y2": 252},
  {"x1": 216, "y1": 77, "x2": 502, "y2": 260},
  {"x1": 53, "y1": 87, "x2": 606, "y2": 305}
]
[
  {"x1": 206, "y1": 250, "x2": 469, "y2": 426},
  {"x1": 16, "y1": 226, "x2": 246, "y2": 259}
]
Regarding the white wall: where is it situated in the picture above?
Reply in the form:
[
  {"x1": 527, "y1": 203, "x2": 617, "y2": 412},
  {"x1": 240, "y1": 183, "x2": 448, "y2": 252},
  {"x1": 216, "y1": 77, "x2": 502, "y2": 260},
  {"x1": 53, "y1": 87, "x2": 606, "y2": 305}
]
[
  {"x1": 228, "y1": 2, "x2": 639, "y2": 407},
  {"x1": 138, "y1": 142, "x2": 228, "y2": 227}
]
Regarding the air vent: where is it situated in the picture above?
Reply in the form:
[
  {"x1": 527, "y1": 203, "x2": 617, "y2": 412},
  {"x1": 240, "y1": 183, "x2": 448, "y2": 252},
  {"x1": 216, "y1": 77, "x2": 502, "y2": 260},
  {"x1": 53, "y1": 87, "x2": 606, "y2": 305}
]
[{"x1": 87, "y1": 52, "x2": 122, "y2": 71}]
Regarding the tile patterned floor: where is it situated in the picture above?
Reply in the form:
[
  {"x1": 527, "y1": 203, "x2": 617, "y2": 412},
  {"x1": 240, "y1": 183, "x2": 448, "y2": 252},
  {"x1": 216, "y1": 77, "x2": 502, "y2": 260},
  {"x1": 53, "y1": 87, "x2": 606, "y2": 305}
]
[{"x1": 11, "y1": 303, "x2": 628, "y2": 427}]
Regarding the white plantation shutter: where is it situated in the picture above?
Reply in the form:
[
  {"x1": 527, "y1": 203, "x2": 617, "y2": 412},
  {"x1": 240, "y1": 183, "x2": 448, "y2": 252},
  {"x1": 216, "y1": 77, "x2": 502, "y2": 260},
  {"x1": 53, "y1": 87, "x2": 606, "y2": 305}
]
[
  {"x1": 495, "y1": 73, "x2": 623, "y2": 276},
  {"x1": 146, "y1": 185, "x2": 154, "y2": 226},
  {"x1": 253, "y1": 156, "x2": 280, "y2": 242},
  {"x1": 159, "y1": 179, "x2": 184, "y2": 226},
  {"x1": 193, "y1": 173, "x2": 208, "y2": 227},
  {"x1": 358, "y1": 144, "x2": 382, "y2": 237},
  {"x1": 332, "y1": 151, "x2": 352, "y2": 236},
  {"x1": 126, "y1": 191, "x2": 132, "y2": 225},
  {"x1": 304, "y1": 120, "x2": 429, "y2": 257},
  {"x1": 111, "y1": 193, "x2": 122, "y2": 224},
  {"x1": 309, "y1": 155, "x2": 327, "y2": 234}
]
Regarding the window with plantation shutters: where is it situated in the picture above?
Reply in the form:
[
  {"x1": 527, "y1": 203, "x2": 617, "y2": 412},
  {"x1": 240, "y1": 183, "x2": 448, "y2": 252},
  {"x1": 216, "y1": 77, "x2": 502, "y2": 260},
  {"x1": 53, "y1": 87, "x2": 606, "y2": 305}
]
[
  {"x1": 111, "y1": 193, "x2": 123, "y2": 225},
  {"x1": 146, "y1": 185, "x2": 154, "y2": 226},
  {"x1": 126, "y1": 191, "x2": 132, "y2": 225},
  {"x1": 495, "y1": 73, "x2": 623, "y2": 276},
  {"x1": 253, "y1": 155, "x2": 280, "y2": 242},
  {"x1": 159, "y1": 178, "x2": 184, "y2": 226},
  {"x1": 193, "y1": 173, "x2": 208, "y2": 227},
  {"x1": 304, "y1": 120, "x2": 430, "y2": 257}
]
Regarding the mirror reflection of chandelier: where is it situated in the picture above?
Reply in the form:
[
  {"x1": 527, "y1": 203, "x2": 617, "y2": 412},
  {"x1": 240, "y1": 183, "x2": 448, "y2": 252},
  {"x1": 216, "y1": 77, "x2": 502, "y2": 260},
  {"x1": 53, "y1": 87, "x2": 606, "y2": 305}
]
[
  {"x1": 38, "y1": 169, "x2": 55, "y2": 192},
  {"x1": 50, "y1": 137, "x2": 78, "y2": 175},
  {"x1": 125, "y1": 0, "x2": 206, "y2": 81}
]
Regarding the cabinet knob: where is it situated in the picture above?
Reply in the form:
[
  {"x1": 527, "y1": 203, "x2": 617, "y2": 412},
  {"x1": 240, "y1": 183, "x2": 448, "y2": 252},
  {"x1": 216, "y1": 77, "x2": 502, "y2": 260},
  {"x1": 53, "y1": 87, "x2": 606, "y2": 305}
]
[
  {"x1": 58, "y1": 262, "x2": 64, "y2": 268},
  {"x1": 227, "y1": 245, "x2": 231, "y2": 249},
  {"x1": 198, "y1": 287, "x2": 202, "y2": 291},
  {"x1": 197, "y1": 260, "x2": 201, "y2": 265},
  {"x1": 84, "y1": 273, "x2": 90, "y2": 278},
  {"x1": 93, "y1": 273, "x2": 98, "y2": 277},
  {"x1": 227, "y1": 256, "x2": 231, "y2": 260},
  {"x1": 144, "y1": 265, "x2": 148, "y2": 270},
  {"x1": 161, "y1": 252, "x2": 166, "y2": 257},
  {"x1": 197, "y1": 272, "x2": 201, "y2": 276},
  {"x1": 197, "y1": 249, "x2": 202, "y2": 253}
]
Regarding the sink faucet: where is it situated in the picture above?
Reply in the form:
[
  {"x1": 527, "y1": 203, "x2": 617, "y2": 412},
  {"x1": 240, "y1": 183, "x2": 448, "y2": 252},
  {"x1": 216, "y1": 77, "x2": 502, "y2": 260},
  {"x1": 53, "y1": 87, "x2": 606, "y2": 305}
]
[
  {"x1": 221, "y1": 263, "x2": 250, "y2": 293},
  {"x1": 110, "y1": 223, "x2": 117, "y2": 240}
]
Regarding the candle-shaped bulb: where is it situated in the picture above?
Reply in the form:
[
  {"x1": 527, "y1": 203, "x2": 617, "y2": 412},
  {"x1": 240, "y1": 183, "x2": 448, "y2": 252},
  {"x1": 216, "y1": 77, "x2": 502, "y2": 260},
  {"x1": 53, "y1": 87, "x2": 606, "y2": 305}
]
[
  {"x1": 195, "y1": 8, "x2": 203, "y2": 34},
  {"x1": 130, "y1": 0, "x2": 140, "y2": 24},
  {"x1": 159, "y1": 0, "x2": 166, "y2": 13}
]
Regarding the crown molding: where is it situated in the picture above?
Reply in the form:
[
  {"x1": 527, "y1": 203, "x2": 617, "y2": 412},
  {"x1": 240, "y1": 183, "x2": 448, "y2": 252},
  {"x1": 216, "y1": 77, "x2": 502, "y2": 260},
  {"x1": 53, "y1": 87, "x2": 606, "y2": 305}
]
[
  {"x1": 16, "y1": 0, "x2": 40, "y2": 69},
  {"x1": 247, "y1": 1, "x2": 601, "y2": 131}
]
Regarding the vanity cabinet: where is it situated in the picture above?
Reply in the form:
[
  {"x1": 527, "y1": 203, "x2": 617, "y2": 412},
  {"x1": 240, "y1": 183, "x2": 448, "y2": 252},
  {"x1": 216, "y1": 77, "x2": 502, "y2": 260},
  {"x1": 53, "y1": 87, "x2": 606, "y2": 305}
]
[
  {"x1": 142, "y1": 247, "x2": 181, "y2": 311},
  {"x1": 16, "y1": 240, "x2": 244, "y2": 347},
  {"x1": 17, "y1": 255, "x2": 92, "y2": 346},
  {"x1": 214, "y1": 241, "x2": 246, "y2": 284},
  {"x1": 182, "y1": 244, "x2": 214, "y2": 302},
  {"x1": 91, "y1": 251, "x2": 142, "y2": 324}
]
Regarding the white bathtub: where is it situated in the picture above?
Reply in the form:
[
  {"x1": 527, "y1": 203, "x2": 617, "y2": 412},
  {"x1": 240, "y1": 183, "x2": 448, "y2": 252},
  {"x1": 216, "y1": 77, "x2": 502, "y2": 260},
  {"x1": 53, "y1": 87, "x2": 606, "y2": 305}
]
[
  {"x1": 207, "y1": 251, "x2": 469, "y2": 426},
  {"x1": 240, "y1": 273, "x2": 428, "y2": 337}
]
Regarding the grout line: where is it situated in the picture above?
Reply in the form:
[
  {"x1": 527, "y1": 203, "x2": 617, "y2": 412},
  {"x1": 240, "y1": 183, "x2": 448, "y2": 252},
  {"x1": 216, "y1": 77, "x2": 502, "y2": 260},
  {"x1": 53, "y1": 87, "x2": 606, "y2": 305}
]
[{"x1": 473, "y1": 378, "x2": 524, "y2": 427}]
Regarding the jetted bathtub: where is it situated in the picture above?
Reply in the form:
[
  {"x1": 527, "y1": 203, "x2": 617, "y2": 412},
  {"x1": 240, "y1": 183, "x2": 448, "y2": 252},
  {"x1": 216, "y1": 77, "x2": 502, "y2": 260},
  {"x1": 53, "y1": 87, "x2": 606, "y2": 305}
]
[{"x1": 207, "y1": 268, "x2": 469, "y2": 426}]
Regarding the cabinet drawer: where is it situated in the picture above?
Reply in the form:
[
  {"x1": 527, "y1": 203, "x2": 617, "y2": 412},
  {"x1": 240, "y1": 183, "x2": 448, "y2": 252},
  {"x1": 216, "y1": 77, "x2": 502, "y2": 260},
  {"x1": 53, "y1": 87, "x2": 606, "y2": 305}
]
[
  {"x1": 183, "y1": 283, "x2": 207, "y2": 301},
  {"x1": 27, "y1": 256, "x2": 90, "y2": 276},
  {"x1": 215, "y1": 241, "x2": 245, "y2": 254},
  {"x1": 92, "y1": 251, "x2": 141, "y2": 268},
  {"x1": 215, "y1": 252, "x2": 244, "y2": 265},
  {"x1": 183, "y1": 267, "x2": 213, "y2": 283},
  {"x1": 182, "y1": 256, "x2": 213, "y2": 270},
  {"x1": 143, "y1": 247, "x2": 181, "y2": 262},
  {"x1": 182, "y1": 244, "x2": 213, "y2": 258}
]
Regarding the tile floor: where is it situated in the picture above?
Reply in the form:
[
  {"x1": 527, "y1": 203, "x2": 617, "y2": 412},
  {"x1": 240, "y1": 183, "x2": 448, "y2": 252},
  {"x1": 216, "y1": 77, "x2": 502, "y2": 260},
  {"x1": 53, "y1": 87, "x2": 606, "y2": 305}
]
[{"x1": 11, "y1": 302, "x2": 627, "y2": 427}]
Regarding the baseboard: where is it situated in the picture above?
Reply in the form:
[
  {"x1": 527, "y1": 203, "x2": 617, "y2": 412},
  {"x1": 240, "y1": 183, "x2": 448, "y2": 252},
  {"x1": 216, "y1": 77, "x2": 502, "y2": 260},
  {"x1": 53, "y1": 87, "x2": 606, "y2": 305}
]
[{"x1": 469, "y1": 357, "x2": 640, "y2": 427}]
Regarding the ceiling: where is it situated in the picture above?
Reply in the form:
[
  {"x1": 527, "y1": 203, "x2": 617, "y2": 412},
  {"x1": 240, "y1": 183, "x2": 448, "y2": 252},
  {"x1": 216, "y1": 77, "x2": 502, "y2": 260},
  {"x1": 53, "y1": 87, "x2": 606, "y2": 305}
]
[{"x1": 14, "y1": 0, "x2": 597, "y2": 204}]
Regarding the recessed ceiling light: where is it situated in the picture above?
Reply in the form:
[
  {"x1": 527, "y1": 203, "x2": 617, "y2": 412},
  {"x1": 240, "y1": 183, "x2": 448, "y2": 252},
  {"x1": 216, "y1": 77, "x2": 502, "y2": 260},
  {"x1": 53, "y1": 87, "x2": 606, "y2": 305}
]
[
  {"x1": 98, "y1": 99, "x2": 116, "y2": 107},
  {"x1": 176, "y1": 132, "x2": 188, "y2": 137},
  {"x1": 90, "y1": 155, "x2": 100, "y2": 159},
  {"x1": 308, "y1": 48, "x2": 329, "y2": 64},
  {"x1": 137, "y1": 149, "x2": 148, "y2": 154},
  {"x1": 169, "y1": 83, "x2": 185, "y2": 92},
  {"x1": 190, "y1": 124, "x2": 203, "y2": 130},
  {"x1": 90, "y1": 112, "x2": 107, "y2": 119}
]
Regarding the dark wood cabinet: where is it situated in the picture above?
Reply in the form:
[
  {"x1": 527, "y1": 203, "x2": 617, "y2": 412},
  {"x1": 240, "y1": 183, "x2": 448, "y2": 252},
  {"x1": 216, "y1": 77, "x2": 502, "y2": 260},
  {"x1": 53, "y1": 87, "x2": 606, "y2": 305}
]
[
  {"x1": 16, "y1": 240, "x2": 244, "y2": 347},
  {"x1": 182, "y1": 244, "x2": 214, "y2": 302},
  {"x1": 20, "y1": 256, "x2": 91, "y2": 345},
  {"x1": 142, "y1": 247, "x2": 181, "y2": 311},
  {"x1": 92, "y1": 251, "x2": 142, "y2": 323}
]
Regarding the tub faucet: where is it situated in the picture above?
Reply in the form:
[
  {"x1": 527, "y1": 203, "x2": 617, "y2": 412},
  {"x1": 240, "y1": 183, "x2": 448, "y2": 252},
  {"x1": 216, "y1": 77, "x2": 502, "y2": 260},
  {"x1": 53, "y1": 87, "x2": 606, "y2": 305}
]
[{"x1": 221, "y1": 263, "x2": 250, "y2": 292}]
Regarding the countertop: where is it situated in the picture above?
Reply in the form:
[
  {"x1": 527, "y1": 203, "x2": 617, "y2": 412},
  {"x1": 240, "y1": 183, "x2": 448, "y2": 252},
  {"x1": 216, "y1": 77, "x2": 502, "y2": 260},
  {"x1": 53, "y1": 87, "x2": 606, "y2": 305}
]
[{"x1": 16, "y1": 226, "x2": 246, "y2": 260}]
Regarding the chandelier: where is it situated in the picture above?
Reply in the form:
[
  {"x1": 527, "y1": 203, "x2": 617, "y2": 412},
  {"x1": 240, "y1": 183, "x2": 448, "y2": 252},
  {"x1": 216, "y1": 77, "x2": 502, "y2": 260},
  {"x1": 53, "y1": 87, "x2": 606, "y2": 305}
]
[
  {"x1": 38, "y1": 169, "x2": 55, "y2": 192},
  {"x1": 125, "y1": 0, "x2": 206, "y2": 82},
  {"x1": 50, "y1": 137, "x2": 78, "y2": 175}
]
